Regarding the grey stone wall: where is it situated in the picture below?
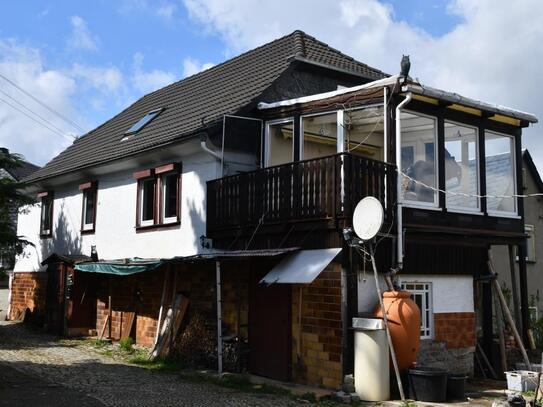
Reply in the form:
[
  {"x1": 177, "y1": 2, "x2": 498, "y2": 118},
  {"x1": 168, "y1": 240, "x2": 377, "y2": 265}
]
[{"x1": 417, "y1": 340, "x2": 475, "y2": 376}]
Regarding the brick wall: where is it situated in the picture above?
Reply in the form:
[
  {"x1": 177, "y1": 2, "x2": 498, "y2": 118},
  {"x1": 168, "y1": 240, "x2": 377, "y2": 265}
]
[
  {"x1": 434, "y1": 312, "x2": 476, "y2": 348},
  {"x1": 9, "y1": 272, "x2": 48, "y2": 320},
  {"x1": 95, "y1": 271, "x2": 164, "y2": 346},
  {"x1": 95, "y1": 262, "x2": 245, "y2": 349},
  {"x1": 292, "y1": 261, "x2": 342, "y2": 389}
]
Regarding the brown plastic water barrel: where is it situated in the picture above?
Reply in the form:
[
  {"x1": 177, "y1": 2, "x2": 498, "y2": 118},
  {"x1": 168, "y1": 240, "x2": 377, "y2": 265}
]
[{"x1": 374, "y1": 290, "x2": 421, "y2": 371}]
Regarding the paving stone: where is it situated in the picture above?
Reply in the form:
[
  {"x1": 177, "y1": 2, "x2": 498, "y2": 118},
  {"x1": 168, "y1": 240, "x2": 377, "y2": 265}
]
[{"x1": 0, "y1": 321, "x2": 303, "y2": 407}]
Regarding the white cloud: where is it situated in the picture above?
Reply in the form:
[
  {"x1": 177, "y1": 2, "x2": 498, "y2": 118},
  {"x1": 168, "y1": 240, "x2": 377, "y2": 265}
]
[
  {"x1": 182, "y1": 57, "x2": 214, "y2": 78},
  {"x1": 119, "y1": 0, "x2": 178, "y2": 20},
  {"x1": 156, "y1": 3, "x2": 177, "y2": 19},
  {"x1": 71, "y1": 63, "x2": 123, "y2": 93},
  {"x1": 0, "y1": 40, "x2": 76, "y2": 165},
  {"x1": 183, "y1": 0, "x2": 543, "y2": 168},
  {"x1": 131, "y1": 52, "x2": 177, "y2": 94},
  {"x1": 67, "y1": 16, "x2": 99, "y2": 52}
]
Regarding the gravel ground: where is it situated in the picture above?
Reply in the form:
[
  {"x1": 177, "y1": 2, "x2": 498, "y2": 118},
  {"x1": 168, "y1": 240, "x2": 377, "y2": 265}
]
[{"x1": 0, "y1": 321, "x2": 303, "y2": 407}]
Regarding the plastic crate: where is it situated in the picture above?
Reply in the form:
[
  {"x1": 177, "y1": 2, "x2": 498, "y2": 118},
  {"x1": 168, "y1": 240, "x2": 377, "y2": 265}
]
[{"x1": 505, "y1": 371, "x2": 540, "y2": 392}]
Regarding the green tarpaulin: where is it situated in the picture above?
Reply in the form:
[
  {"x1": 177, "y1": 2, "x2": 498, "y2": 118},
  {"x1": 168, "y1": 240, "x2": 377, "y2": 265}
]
[{"x1": 74, "y1": 258, "x2": 164, "y2": 276}]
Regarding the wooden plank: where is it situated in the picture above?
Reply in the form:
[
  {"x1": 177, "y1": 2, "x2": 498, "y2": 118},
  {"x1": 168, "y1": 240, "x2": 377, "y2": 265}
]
[
  {"x1": 120, "y1": 312, "x2": 136, "y2": 340},
  {"x1": 493, "y1": 288, "x2": 508, "y2": 375},
  {"x1": 152, "y1": 294, "x2": 190, "y2": 359},
  {"x1": 99, "y1": 315, "x2": 109, "y2": 340}
]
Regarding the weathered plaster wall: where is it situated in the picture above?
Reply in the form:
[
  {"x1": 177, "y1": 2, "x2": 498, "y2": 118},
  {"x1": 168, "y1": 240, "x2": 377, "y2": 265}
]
[{"x1": 14, "y1": 150, "x2": 219, "y2": 272}]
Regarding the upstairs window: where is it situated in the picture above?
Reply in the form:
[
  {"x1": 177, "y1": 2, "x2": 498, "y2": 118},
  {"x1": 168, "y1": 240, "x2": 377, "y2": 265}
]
[
  {"x1": 301, "y1": 112, "x2": 338, "y2": 160},
  {"x1": 162, "y1": 173, "x2": 178, "y2": 221},
  {"x1": 139, "y1": 177, "x2": 156, "y2": 227},
  {"x1": 80, "y1": 182, "x2": 98, "y2": 233},
  {"x1": 122, "y1": 108, "x2": 163, "y2": 140},
  {"x1": 134, "y1": 163, "x2": 181, "y2": 229},
  {"x1": 400, "y1": 111, "x2": 438, "y2": 206},
  {"x1": 444, "y1": 122, "x2": 480, "y2": 211},
  {"x1": 38, "y1": 192, "x2": 53, "y2": 237},
  {"x1": 485, "y1": 132, "x2": 516, "y2": 215},
  {"x1": 265, "y1": 119, "x2": 294, "y2": 167}
]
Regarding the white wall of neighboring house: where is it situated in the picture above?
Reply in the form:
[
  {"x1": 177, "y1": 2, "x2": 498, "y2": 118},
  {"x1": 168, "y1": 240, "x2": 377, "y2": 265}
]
[
  {"x1": 398, "y1": 274, "x2": 474, "y2": 313},
  {"x1": 357, "y1": 273, "x2": 474, "y2": 314},
  {"x1": 14, "y1": 150, "x2": 219, "y2": 272}
]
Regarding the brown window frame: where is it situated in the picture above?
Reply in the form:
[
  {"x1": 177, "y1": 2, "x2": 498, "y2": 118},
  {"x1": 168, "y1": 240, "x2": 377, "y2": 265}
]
[
  {"x1": 38, "y1": 191, "x2": 54, "y2": 238},
  {"x1": 134, "y1": 163, "x2": 181, "y2": 231},
  {"x1": 80, "y1": 181, "x2": 98, "y2": 234}
]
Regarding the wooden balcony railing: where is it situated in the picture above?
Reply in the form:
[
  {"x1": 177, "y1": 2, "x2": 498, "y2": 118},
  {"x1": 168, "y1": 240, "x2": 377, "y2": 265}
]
[{"x1": 206, "y1": 153, "x2": 396, "y2": 232}]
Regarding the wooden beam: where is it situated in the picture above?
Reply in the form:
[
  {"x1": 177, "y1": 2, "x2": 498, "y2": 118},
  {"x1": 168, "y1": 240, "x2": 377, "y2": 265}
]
[
  {"x1": 489, "y1": 251, "x2": 531, "y2": 370},
  {"x1": 508, "y1": 244, "x2": 522, "y2": 333},
  {"x1": 518, "y1": 242, "x2": 530, "y2": 344},
  {"x1": 133, "y1": 168, "x2": 153, "y2": 179},
  {"x1": 108, "y1": 277, "x2": 112, "y2": 339},
  {"x1": 154, "y1": 268, "x2": 170, "y2": 346}
]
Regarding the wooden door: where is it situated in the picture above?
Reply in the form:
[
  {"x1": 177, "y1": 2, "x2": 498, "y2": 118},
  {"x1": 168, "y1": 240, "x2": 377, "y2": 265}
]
[
  {"x1": 248, "y1": 268, "x2": 291, "y2": 381},
  {"x1": 45, "y1": 262, "x2": 65, "y2": 335},
  {"x1": 66, "y1": 269, "x2": 96, "y2": 330}
]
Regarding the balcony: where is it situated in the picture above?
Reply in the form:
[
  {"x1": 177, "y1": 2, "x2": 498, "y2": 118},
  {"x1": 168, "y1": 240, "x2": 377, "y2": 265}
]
[{"x1": 206, "y1": 153, "x2": 397, "y2": 237}]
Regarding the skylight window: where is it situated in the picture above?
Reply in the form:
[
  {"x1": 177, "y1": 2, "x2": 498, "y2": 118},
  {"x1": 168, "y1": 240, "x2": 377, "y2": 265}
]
[{"x1": 124, "y1": 108, "x2": 163, "y2": 137}]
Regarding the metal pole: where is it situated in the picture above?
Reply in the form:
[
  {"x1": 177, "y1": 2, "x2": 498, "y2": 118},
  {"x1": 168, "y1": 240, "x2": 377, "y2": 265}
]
[
  {"x1": 216, "y1": 260, "x2": 223, "y2": 375},
  {"x1": 394, "y1": 93, "x2": 412, "y2": 270},
  {"x1": 369, "y1": 245, "x2": 405, "y2": 401}
]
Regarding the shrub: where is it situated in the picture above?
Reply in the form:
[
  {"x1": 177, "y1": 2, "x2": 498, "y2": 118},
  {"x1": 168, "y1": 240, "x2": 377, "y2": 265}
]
[{"x1": 119, "y1": 337, "x2": 134, "y2": 352}]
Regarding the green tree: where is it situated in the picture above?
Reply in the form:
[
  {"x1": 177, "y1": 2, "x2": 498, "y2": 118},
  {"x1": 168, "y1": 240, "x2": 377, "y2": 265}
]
[{"x1": 0, "y1": 148, "x2": 35, "y2": 270}]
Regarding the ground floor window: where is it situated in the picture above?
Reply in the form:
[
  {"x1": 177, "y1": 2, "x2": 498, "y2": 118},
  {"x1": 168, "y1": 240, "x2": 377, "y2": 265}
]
[{"x1": 401, "y1": 281, "x2": 433, "y2": 339}]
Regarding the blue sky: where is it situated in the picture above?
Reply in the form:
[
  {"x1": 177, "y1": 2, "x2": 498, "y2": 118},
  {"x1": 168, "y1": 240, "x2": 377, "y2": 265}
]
[{"x1": 0, "y1": 0, "x2": 541, "y2": 169}]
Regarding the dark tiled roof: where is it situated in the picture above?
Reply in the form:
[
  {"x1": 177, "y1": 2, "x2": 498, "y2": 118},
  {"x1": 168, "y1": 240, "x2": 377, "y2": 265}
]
[
  {"x1": 26, "y1": 30, "x2": 386, "y2": 183},
  {"x1": 4, "y1": 160, "x2": 40, "y2": 181}
]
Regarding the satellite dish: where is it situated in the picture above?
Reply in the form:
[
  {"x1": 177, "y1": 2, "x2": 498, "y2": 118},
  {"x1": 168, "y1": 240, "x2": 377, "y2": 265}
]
[{"x1": 352, "y1": 197, "x2": 384, "y2": 241}]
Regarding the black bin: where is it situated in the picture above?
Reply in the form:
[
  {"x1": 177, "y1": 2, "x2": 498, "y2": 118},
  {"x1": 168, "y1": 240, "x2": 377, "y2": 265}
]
[
  {"x1": 447, "y1": 374, "x2": 467, "y2": 401},
  {"x1": 408, "y1": 367, "x2": 448, "y2": 402}
]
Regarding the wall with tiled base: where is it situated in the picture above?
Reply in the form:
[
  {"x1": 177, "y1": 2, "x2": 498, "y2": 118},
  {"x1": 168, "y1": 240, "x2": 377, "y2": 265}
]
[{"x1": 292, "y1": 261, "x2": 343, "y2": 389}]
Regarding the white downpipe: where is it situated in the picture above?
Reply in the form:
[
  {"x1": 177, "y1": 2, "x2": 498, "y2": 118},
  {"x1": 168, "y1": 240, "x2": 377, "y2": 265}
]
[
  {"x1": 395, "y1": 92, "x2": 412, "y2": 270},
  {"x1": 216, "y1": 260, "x2": 223, "y2": 375},
  {"x1": 200, "y1": 140, "x2": 222, "y2": 161},
  {"x1": 200, "y1": 139, "x2": 223, "y2": 178}
]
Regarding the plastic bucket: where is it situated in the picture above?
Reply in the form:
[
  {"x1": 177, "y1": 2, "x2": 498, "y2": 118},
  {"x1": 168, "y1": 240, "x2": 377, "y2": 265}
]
[
  {"x1": 408, "y1": 367, "x2": 448, "y2": 402},
  {"x1": 447, "y1": 374, "x2": 467, "y2": 401}
]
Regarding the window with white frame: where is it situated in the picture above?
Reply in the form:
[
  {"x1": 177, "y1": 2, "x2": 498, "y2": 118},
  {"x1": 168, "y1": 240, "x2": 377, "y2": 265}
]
[
  {"x1": 444, "y1": 122, "x2": 480, "y2": 211},
  {"x1": 139, "y1": 178, "x2": 156, "y2": 226},
  {"x1": 401, "y1": 282, "x2": 433, "y2": 339},
  {"x1": 301, "y1": 112, "x2": 338, "y2": 160},
  {"x1": 485, "y1": 131, "x2": 516, "y2": 214},
  {"x1": 161, "y1": 172, "x2": 179, "y2": 223},
  {"x1": 80, "y1": 182, "x2": 97, "y2": 232},
  {"x1": 134, "y1": 163, "x2": 181, "y2": 228},
  {"x1": 266, "y1": 119, "x2": 294, "y2": 167},
  {"x1": 400, "y1": 111, "x2": 438, "y2": 206},
  {"x1": 39, "y1": 192, "x2": 53, "y2": 237}
]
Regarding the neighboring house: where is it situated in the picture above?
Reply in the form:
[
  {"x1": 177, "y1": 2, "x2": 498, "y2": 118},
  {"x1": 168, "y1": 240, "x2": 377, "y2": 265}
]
[
  {"x1": 0, "y1": 155, "x2": 40, "y2": 269},
  {"x1": 9, "y1": 30, "x2": 538, "y2": 389},
  {"x1": 493, "y1": 150, "x2": 543, "y2": 327}
]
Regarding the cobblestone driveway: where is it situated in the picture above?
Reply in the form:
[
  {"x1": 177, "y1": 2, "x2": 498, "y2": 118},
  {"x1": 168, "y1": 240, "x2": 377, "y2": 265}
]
[{"x1": 0, "y1": 321, "x2": 301, "y2": 407}]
